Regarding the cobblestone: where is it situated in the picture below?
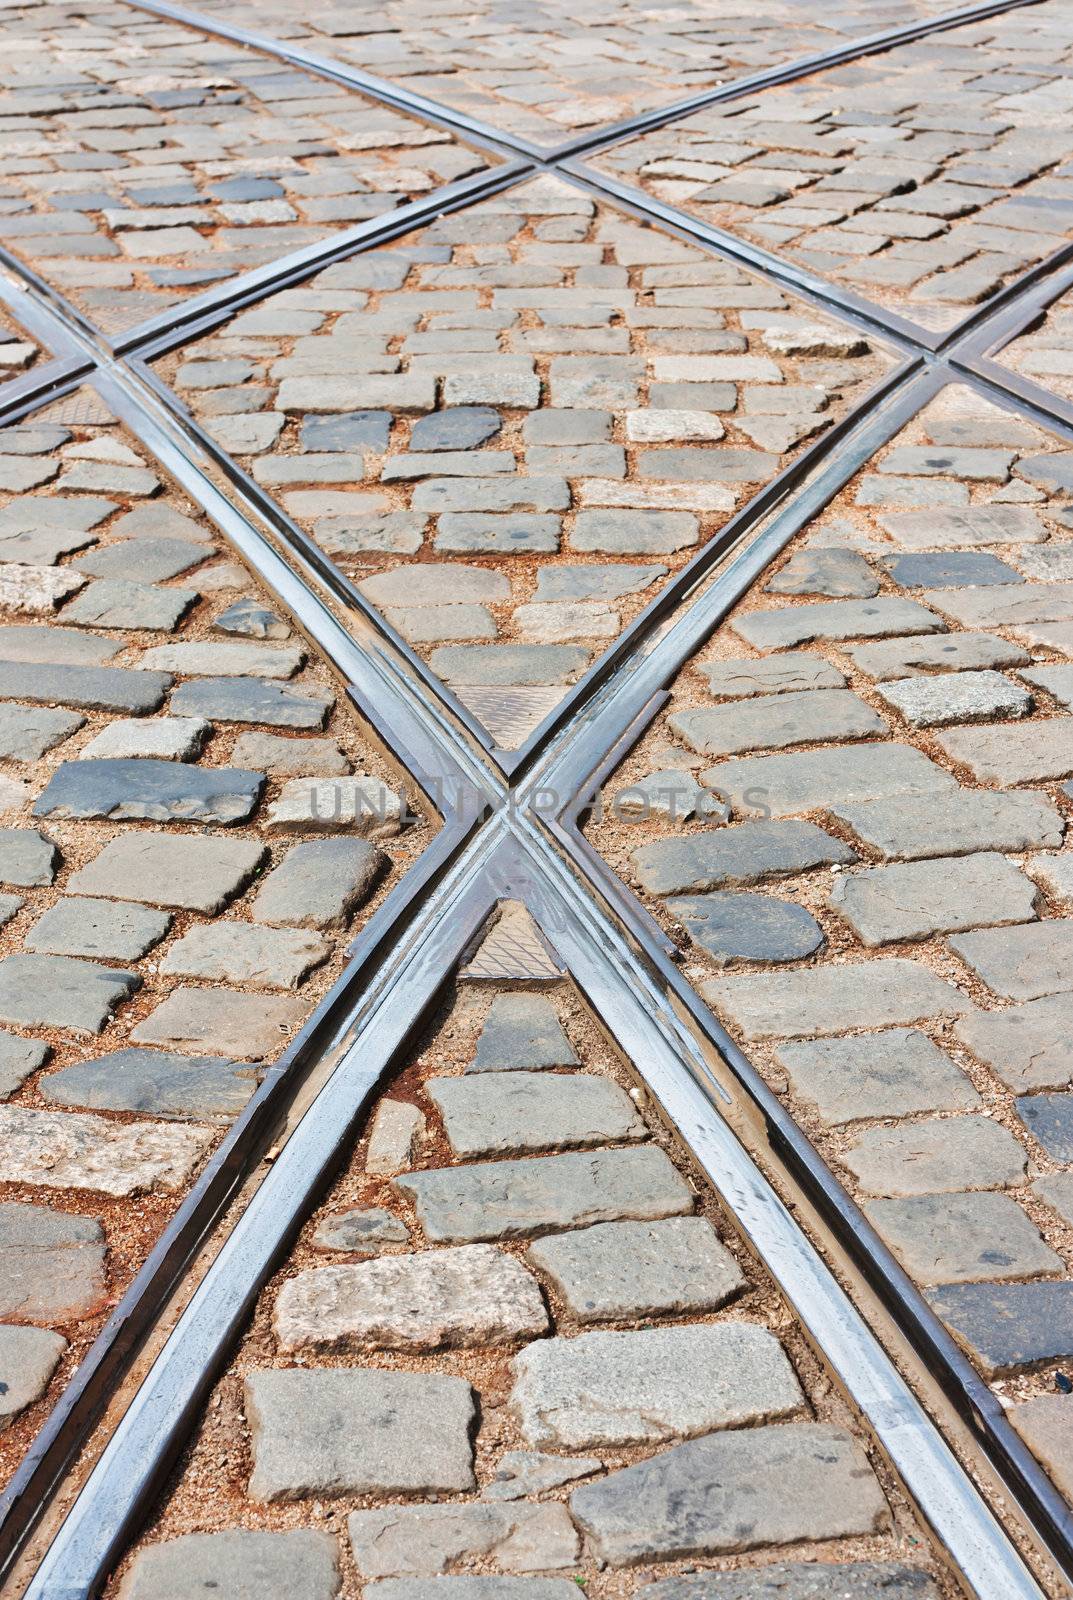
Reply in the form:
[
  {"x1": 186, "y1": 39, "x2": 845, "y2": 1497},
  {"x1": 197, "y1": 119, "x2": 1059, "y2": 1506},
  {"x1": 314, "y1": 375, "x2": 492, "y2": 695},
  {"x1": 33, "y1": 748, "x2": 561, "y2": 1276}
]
[
  {"x1": 705, "y1": 960, "x2": 970, "y2": 1040},
  {"x1": 165, "y1": 179, "x2": 884, "y2": 747},
  {"x1": 347, "y1": 1504, "x2": 578, "y2": 1578},
  {"x1": 366, "y1": 1100, "x2": 425, "y2": 1176},
  {"x1": 25, "y1": 898, "x2": 170, "y2": 962},
  {"x1": 274, "y1": 1245, "x2": 549, "y2": 1354},
  {"x1": 875, "y1": 670, "x2": 1032, "y2": 727},
  {"x1": 829, "y1": 791, "x2": 1064, "y2": 859},
  {"x1": 668, "y1": 891, "x2": 824, "y2": 965},
  {"x1": 68, "y1": 835, "x2": 266, "y2": 913},
  {"x1": 0, "y1": 1106, "x2": 211, "y2": 1196},
  {"x1": 702, "y1": 744, "x2": 956, "y2": 819},
  {"x1": 571, "y1": 1424, "x2": 888, "y2": 1564},
  {"x1": 949, "y1": 919, "x2": 1073, "y2": 1000},
  {"x1": 829, "y1": 854, "x2": 1038, "y2": 944},
  {"x1": 471, "y1": 995, "x2": 577, "y2": 1073},
  {"x1": 526, "y1": 1217, "x2": 744, "y2": 1322},
  {"x1": 776, "y1": 1031, "x2": 980, "y2": 1124},
  {"x1": 428, "y1": 1072, "x2": 644, "y2": 1157},
  {"x1": 396, "y1": 1147, "x2": 693, "y2": 1242},
  {"x1": 160, "y1": 923, "x2": 329, "y2": 989},
  {"x1": 1011, "y1": 1397, "x2": 1073, "y2": 1500},
  {"x1": 956, "y1": 994, "x2": 1073, "y2": 1091},
  {"x1": 0, "y1": 1325, "x2": 67, "y2": 1431},
  {"x1": 131, "y1": 987, "x2": 308, "y2": 1058},
  {"x1": 0, "y1": 1202, "x2": 106, "y2": 1321},
  {"x1": 865, "y1": 1192, "x2": 1062, "y2": 1284},
  {"x1": 251, "y1": 839, "x2": 385, "y2": 928},
  {"x1": 119, "y1": 1530, "x2": 340, "y2": 1600},
  {"x1": 34, "y1": 758, "x2": 264, "y2": 825},
  {"x1": 927, "y1": 1282, "x2": 1073, "y2": 1375},
  {"x1": 668, "y1": 688, "x2": 884, "y2": 756},
  {"x1": 40, "y1": 1048, "x2": 253, "y2": 1121},
  {"x1": 246, "y1": 1368, "x2": 476, "y2": 1501},
  {"x1": 1015, "y1": 1092, "x2": 1073, "y2": 1161},
  {"x1": 842, "y1": 1116, "x2": 1026, "y2": 1196},
  {"x1": 642, "y1": 1569, "x2": 938, "y2": 1600},
  {"x1": 513, "y1": 1323, "x2": 801, "y2": 1449}
]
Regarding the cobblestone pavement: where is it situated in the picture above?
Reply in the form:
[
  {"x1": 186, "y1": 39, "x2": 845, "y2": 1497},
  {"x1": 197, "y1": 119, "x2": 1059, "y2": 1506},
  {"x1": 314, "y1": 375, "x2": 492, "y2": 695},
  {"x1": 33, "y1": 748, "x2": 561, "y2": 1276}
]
[
  {"x1": 0, "y1": 311, "x2": 40, "y2": 379},
  {"x1": 109, "y1": 964, "x2": 951, "y2": 1600},
  {"x1": 0, "y1": 391, "x2": 430, "y2": 1482},
  {"x1": 588, "y1": 382, "x2": 1073, "y2": 1500},
  {"x1": 997, "y1": 291, "x2": 1073, "y2": 405},
  {"x1": 590, "y1": 5, "x2": 1073, "y2": 330},
  {"x1": 1, "y1": 0, "x2": 1072, "y2": 1595},
  {"x1": 178, "y1": 0, "x2": 961, "y2": 144},
  {"x1": 160, "y1": 174, "x2": 888, "y2": 747},
  {"x1": 0, "y1": 0, "x2": 493, "y2": 332}
]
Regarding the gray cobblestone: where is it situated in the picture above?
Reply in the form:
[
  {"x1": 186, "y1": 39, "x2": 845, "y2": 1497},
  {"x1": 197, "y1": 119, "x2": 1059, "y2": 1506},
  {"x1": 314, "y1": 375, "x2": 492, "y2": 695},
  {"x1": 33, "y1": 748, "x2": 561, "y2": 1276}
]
[
  {"x1": 472, "y1": 995, "x2": 577, "y2": 1073},
  {"x1": 527, "y1": 1216, "x2": 744, "y2": 1322},
  {"x1": 829, "y1": 790, "x2": 1064, "y2": 860},
  {"x1": 732, "y1": 597, "x2": 943, "y2": 649},
  {"x1": 348, "y1": 1503, "x2": 577, "y2": 1578},
  {"x1": 668, "y1": 689, "x2": 884, "y2": 756},
  {"x1": 928, "y1": 1282, "x2": 1073, "y2": 1375},
  {"x1": 829, "y1": 854, "x2": 1038, "y2": 944},
  {"x1": 0, "y1": 1202, "x2": 105, "y2": 1321},
  {"x1": 40, "y1": 1047, "x2": 254, "y2": 1121},
  {"x1": 68, "y1": 835, "x2": 266, "y2": 913},
  {"x1": 274, "y1": 1244, "x2": 549, "y2": 1354},
  {"x1": 428, "y1": 1072, "x2": 644, "y2": 1157},
  {"x1": 246, "y1": 1367, "x2": 476, "y2": 1501},
  {"x1": 396, "y1": 1147, "x2": 693, "y2": 1243},
  {"x1": 570, "y1": 1424, "x2": 888, "y2": 1564},
  {"x1": 705, "y1": 958, "x2": 970, "y2": 1040},
  {"x1": 842, "y1": 1116, "x2": 1026, "y2": 1197},
  {"x1": 865, "y1": 1192, "x2": 1061, "y2": 1284},
  {"x1": 775, "y1": 1030, "x2": 980, "y2": 1124},
  {"x1": 956, "y1": 994, "x2": 1073, "y2": 1091},
  {"x1": 0, "y1": 1325, "x2": 66, "y2": 1431},
  {"x1": 512, "y1": 1323, "x2": 801, "y2": 1449},
  {"x1": 119, "y1": 1530, "x2": 340, "y2": 1600},
  {"x1": 949, "y1": 920, "x2": 1073, "y2": 1001},
  {"x1": 875, "y1": 670, "x2": 1032, "y2": 727},
  {"x1": 34, "y1": 758, "x2": 264, "y2": 826}
]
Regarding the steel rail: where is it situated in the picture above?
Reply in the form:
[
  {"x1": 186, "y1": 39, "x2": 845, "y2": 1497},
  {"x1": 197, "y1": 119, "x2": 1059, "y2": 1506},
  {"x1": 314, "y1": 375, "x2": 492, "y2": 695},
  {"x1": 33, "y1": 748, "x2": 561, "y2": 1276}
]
[
  {"x1": 130, "y1": 357, "x2": 502, "y2": 761},
  {"x1": 558, "y1": 159, "x2": 1073, "y2": 357},
  {"x1": 0, "y1": 798, "x2": 483, "y2": 1590},
  {"x1": 0, "y1": 263, "x2": 503, "y2": 802},
  {"x1": 1, "y1": 38, "x2": 1072, "y2": 1591},
  {"x1": 495, "y1": 355, "x2": 925, "y2": 781},
  {"x1": 17, "y1": 821, "x2": 507, "y2": 1600},
  {"x1": 16, "y1": 816, "x2": 1049, "y2": 1600},
  {"x1": 116, "y1": 0, "x2": 549, "y2": 161},
  {"x1": 544, "y1": 0, "x2": 1046, "y2": 162},
  {"x1": 541, "y1": 786, "x2": 1073, "y2": 1589},
  {"x1": 109, "y1": 160, "x2": 536, "y2": 363},
  {"x1": 507, "y1": 824, "x2": 1053, "y2": 1600},
  {"x1": 96, "y1": 0, "x2": 1048, "y2": 372},
  {"x1": 517, "y1": 389, "x2": 1073, "y2": 1593},
  {"x1": 0, "y1": 273, "x2": 509, "y2": 1595},
  {"x1": 0, "y1": 356, "x2": 92, "y2": 428},
  {"x1": 117, "y1": 0, "x2": 1042, "y2": 170}
]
